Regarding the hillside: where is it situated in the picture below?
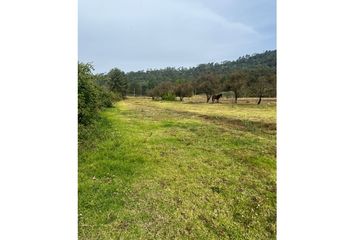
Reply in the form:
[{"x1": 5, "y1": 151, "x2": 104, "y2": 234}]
[{"x1": 126, "y1": 50, "x2": 276, "y2": 96}]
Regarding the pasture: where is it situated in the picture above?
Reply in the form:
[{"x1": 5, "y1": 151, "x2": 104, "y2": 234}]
[{"x1": 78, "y1": 97, "x2": 276, "y2": 239}]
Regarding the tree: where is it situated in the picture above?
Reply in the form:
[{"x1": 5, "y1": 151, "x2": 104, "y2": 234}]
[
  {"x1": 95, "y1": 73, "x2": 109, "y2": 88},
  {"x1": 224, "y1": 70, "x2": 247, "y2": 103},
  {"x1": 107, "y1": 68, "x2": 128, "y2": 99},
  {"x1": 147, "y1": 87, "x2": 159, "y2": 100},
  {"x1": 174, "y1": 82, "x2": 193, "y2": 101},
  {"x1": 197, "y1": 74, "x2": 220, "y2": 102},
  {"x1": 78, "y1": 63, "x2": 114, "y2": 125},
  {"x1": 141, "y1": 84, "x2": 148, "y2": 96},
  {"x1": 78, "y1": 63, "x2": 99, "y2": 125},
  {"x1": 128, "y1": 81, "x2": 142, "y2": 96},
  {"x1": 148, "y1": 81, "x2": 175, "y2": 100},
  {"x1": 251, "y1": 70, "x2": 275, "y2": 105}
]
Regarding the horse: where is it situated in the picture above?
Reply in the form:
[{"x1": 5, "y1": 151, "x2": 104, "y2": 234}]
[{"x1": 212, "y1": 93, "x2": 222, "y2": 103}]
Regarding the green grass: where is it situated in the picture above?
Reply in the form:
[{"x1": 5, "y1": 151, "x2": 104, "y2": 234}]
[{"x1": 79, "y1": 98, "x2": 276, "y2": 239}]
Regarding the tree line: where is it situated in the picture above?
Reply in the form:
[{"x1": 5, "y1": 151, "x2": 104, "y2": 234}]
[
  {"x1": 147, "y1": 66, "x2": 276, "y2": 104},
  {"x1": 126, "y1": 50, "x2": 276, "y2": 96}
]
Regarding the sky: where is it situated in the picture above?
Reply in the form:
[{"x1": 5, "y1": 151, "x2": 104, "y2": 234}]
[{"x1": 79, "y1": 0, "x2": 276, "y2": 73}]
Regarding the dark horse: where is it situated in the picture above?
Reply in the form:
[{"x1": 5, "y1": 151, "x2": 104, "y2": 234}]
[{"x1": 212, "y1": 93, "x2": 222, "y2": 103}]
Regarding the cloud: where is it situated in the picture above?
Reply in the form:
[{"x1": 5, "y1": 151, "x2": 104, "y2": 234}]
[{"x1": 79, "y1": 0, "x2": 275, "y2": 72}]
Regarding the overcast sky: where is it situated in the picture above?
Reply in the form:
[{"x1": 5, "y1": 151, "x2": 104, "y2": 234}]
[{"x1": 79, "y1": 0, "x2": 276, "y2": 73}]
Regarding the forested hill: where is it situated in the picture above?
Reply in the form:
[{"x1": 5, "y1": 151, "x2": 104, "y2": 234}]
[{"x1": 126, "y1": 50, "x2": 276, "y2": 95}]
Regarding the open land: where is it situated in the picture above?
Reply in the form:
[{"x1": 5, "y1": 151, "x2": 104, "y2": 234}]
[{"x1": 79, "y1": 96, "x2": 276, "y2": 239}]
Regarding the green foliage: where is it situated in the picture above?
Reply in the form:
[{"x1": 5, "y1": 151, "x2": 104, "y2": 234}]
[
  {"x1": 78, "y1": 62, "x2": 115, "y2": 126},
  {"x1": 148, "y1": 81, "x2": 194, "y2": 101},
  {"x1": 147, "y1": 87, "x2": 159, "y2": 100},
  {"x1": 174, "y1": 82, "x2": 193, "y2": 101},
  {"x1": 148, "y1": 81, "x2": 175, "y2": 100},
  {"x1": 94, "y1": 50, "x2": 276, "y2": 102},
  {"x1": 161, "y1": 92, "x2": 176, "y2": 101},
  {"x1": 196, "y1": 73, "x2": 221, "y2": 102},
  {"x1": 97, "y1": 88, "x2": 115, "y2": 108},
  {"x1": 107, "y1": 68, "x2": 128, "y2": 99},
  {"x1": 224, "y1": 69, "x2": 248, "y2": 103},
  {"x1": 78, "y1": 63, "x2": 100, "y2": 125},
  {"x1": 126, "y1": 50, "x2": 276, "y2": 97},
  {"x1": 247, "y1": 67, "x2": 276, "y2": 98},
  {"x1": 94, "y1": 73, "x2": 109, "y2": 87},
  {"x1": 95, "y1": 72, "x2": 125, "y2": 103},
  {"x1": 128, "y1": 81, "x2": 142, "y2": 96},
  {"x1": 197, "y1": 73, "x2": 220, "y2": 94}
]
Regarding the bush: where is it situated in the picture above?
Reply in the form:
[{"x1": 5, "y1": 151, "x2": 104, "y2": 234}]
[
  {"x1": 97, "y1": 87, "x2": 115, "y2": 108},
  {"x1": 78, "y1": 62, "x2": 115, "y2": 125},
  {"x1": 161, "y1": 92, "x2": 176, "y2": 101},
  {"x1": 78, "y1": 63, "x2": 100, "y2": 125},
  {"x1": 148, "y1": 81, "x2": 176, "y2": 101}
]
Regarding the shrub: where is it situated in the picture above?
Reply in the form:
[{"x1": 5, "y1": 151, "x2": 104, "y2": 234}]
[
  {"x1": 161, "y1": 92, "x2": 176, "y2": 101},
  {"x1": 97, "y1": 87, "x2": 115, "y2": 108},
  {"x1": 78, "y1": 63, "x2": 100, "y2": 125},
  {"x1": 78, "y1": 62, "x2": 115, "y2": 125}
]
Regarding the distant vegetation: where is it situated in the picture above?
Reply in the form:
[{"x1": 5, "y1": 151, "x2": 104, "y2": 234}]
[
  {"x1": 79, "y1": 50, "x2": 276, "y2": 127},
  {"x1": 125, "y1": 50, "x2": 276, "y2": 103}
]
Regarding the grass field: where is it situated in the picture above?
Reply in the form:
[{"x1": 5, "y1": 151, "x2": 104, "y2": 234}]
[{"x1": 78, "y1": 97, "x2": 276, "y2": 239}]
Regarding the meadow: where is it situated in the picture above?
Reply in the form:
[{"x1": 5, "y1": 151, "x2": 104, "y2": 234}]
[{"x1": 78, "y1": 96, "x2": 276, "y2": 239}]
